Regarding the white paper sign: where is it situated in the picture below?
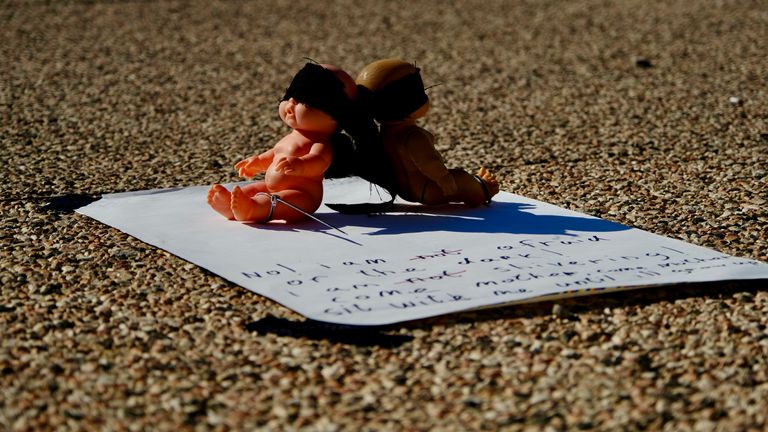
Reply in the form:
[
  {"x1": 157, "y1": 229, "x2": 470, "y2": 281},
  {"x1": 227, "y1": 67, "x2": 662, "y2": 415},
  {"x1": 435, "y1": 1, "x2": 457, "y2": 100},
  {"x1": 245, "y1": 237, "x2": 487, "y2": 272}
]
[{"x1": 77, "y1": 178, "x2": 768, "y2": 325}]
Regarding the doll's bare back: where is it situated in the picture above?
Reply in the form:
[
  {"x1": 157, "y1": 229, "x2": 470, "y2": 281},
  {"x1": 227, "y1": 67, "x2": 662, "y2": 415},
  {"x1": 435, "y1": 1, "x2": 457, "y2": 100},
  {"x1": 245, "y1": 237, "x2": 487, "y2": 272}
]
[
  {"x1": 381, "y1": 123, "x2": 499, "y2": 206},
  {"x1": 382, "y1": 124, "x2": 446, "y2": 202}
]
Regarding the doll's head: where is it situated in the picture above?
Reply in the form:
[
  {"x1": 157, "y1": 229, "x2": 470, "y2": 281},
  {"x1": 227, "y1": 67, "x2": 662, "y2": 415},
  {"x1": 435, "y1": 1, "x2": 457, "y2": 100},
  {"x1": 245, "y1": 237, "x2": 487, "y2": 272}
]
[
  {"x1": 356, "y1": 59, "x2": 429, "y2": 123},
  {"x1": 280, "y1": 63, "x2": 357, "y2": 134}
]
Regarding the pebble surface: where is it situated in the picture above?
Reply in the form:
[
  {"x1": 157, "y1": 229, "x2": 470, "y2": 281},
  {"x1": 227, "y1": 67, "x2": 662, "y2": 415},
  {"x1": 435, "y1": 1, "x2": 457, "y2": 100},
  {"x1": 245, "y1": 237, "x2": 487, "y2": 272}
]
[{"x1": 2, "y1": 0, "x2": 767, "y2": 430}]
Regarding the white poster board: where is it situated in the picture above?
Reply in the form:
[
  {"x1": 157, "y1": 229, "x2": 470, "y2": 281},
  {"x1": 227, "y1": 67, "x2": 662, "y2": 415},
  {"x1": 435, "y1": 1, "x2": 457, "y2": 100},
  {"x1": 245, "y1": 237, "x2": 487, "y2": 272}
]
[{"x1": 77, "y1": 178, "x2": 768, "y2": 325}]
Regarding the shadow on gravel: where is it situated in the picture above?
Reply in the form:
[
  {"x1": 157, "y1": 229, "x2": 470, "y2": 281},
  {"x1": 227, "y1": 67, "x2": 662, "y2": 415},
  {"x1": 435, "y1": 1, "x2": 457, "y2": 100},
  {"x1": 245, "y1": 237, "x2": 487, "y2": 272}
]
[
  {"x1": 42, "y1": 193, "x2": 101, "y2": 212},
  {"x1": 243, "y1": 279, "x2": 765, "y2": 347},
  {"x1": 245, "y1": 316, "x2": 413, "y2": 348},
  {"x1": 399, "y1": 278, "x2": 767, "y2": 330}
]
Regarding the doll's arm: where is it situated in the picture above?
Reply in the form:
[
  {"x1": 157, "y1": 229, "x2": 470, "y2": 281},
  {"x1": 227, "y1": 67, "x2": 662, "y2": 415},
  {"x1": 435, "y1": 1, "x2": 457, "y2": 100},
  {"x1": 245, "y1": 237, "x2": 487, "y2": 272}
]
[
  {"x1": 274, "y1": 142, "x2": 332, "y2": 176},
  {"x1": 402, "y1": 131, "x2": 457, "y2": 195},
  {"x1": 235, "y1": 149, "x2": 275, "y2": 178}
]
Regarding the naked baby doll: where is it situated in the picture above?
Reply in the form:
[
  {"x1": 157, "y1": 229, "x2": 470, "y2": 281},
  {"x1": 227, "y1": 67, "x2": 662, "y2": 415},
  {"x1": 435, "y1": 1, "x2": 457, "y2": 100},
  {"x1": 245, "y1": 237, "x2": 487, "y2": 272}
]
[
  {"x1": 356, "y1": 59, "x2": 499, "y2": 206},
  {"x1": 208, "y1": 63, "x2": 357, "y2": 223}
]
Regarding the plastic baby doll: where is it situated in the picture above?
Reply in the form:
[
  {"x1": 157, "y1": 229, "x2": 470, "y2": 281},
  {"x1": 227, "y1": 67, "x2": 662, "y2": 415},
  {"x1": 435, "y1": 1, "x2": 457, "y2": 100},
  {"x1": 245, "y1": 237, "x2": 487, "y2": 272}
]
[
  {"x1": 356, "y1": 59, "x2": 499, "y2": 206},
  {"x1": 207, "y1": 63, "x2": 357, "y2": 223}
]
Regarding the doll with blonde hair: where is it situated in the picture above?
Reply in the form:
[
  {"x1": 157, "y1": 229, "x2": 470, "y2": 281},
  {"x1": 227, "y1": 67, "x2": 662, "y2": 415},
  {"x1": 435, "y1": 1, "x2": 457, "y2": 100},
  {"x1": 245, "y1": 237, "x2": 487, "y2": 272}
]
[{"x1": 356, "y1": 59, "x2": 499, "y2": 206}]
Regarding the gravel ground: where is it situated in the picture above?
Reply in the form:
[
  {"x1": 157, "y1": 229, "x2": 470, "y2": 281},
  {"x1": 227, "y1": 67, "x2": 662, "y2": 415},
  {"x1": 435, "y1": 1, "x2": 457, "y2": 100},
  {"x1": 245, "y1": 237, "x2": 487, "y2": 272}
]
[{"x1": 2, "y1": 0, "x2": 767, "y2": 430}]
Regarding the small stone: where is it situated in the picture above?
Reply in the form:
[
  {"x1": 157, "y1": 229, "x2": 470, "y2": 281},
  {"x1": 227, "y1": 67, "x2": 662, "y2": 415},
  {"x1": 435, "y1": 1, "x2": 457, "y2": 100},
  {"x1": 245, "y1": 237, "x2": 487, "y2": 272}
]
[
  {"x1": 634, "y1": 57, "x2": 653, "y2": 68},
  {"x1": 552, "y1": 303, "x2": 564, "y2": 316},
  {"x1": 728, "y1": 96, "x2": 742, "y2": 105},
  {"x1": 552, "y1": 303, "x2": 574, "y2": 319}
]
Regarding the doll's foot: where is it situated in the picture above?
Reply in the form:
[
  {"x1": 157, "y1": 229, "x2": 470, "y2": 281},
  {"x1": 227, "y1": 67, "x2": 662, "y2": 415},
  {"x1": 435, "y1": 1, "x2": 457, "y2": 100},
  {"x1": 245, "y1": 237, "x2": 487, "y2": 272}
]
[
  {"x1": 207, "y1": 184, "x2": 234, "y2": 219},
  {"x1": 475, "y1": 167, "x2": 500, "y2": 204},
  {"x1": 231, "y1": 186, "x2": 268, "y2": 222}
]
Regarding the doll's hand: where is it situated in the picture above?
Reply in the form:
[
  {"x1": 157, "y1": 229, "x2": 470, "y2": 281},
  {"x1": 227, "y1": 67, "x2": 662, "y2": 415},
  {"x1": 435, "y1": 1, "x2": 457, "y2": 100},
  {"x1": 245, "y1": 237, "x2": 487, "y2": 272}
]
[
  {"x1": 438, "y1": 173, "x2": 458, "y2": 196},
  {"x1": 235, "y1": 156, "x2": 264, "y2": 178},
  {"x1": 275, "y1": 156, "x2": 303, "y2": 175}
]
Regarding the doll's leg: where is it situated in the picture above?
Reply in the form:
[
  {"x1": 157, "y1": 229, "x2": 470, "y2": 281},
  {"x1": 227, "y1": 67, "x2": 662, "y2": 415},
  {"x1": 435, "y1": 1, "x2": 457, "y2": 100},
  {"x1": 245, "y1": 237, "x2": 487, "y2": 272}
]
[
  {"x1": 454, "y1": 167, "x2": 499, "y2": 205},
  {"x1": 230, "y1": 186, "x2": 274, "y2": 222},
  {"x1": 207, "y1": 184, "x2": 235, "y2": 219},
  {"x1": 472, "y1": 167, "x2": 499, "y2": 205},
  {"x1": 231, "y1": 187, "x2": 320, "y2": 223},
  {"x1": 268, "y1": 189, "x2": 323, "y2": 223},
  {"x1": 208, "y1": 182, "x2": 271, "y2": 220},
  {"x1": 239, "y1": 182, "x2": 270, "y2": 197},
  {"x1": 421, "y1": 167, "x2": 499, "y2": 206}
]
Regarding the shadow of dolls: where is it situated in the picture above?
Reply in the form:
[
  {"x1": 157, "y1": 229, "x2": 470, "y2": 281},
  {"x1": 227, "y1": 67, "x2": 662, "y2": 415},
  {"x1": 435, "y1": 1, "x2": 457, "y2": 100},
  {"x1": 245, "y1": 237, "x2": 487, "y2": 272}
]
[{"x1": 317, "y1": 201, "x2": 632, "y2": 237}]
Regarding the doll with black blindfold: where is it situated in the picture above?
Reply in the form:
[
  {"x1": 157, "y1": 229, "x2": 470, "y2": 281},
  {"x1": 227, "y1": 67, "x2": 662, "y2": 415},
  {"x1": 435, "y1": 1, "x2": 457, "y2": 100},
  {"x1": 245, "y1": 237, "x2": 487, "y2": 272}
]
[
  {"x1": 207, "y1": 63, "x2": 356, "y2": 223},
  {"x1": 356, "y1": 59, "x2": 499, "y2": 206}
]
